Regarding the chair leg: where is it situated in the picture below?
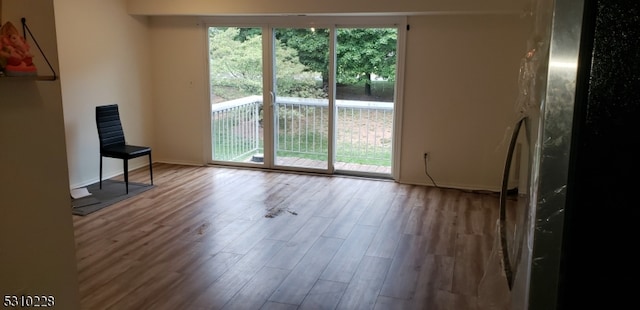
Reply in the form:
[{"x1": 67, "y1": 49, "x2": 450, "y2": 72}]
[
  {"x1": 99, "y1": 156, "x2": 103, "y2": 189},
  {"x1": 124, "y1": 159, "x2": 129, "y2": 194},
  {"x1": 149, "y1": 153, "x2": 153, "y2": 185}
]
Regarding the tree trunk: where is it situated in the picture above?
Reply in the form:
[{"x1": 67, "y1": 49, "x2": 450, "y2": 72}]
[
  {"x1": 365, "y1": 73, "x2": 372, "y2": 96},
  {"x1": 323, "y1": 74, "x2": 329, "y2": 92}
]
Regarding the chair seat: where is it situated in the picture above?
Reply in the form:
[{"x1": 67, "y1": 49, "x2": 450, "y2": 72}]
[{"x1": 101, "y1": 145, "x2": 151, "y2": 159}]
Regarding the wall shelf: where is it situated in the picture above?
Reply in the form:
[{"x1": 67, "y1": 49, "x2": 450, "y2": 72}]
[
  {"x1": 0, "y1": 18, "x2": 57, "y2": 81},
  {"x1": 0, "y1": 75, "x2": 56, "y2": 81}
]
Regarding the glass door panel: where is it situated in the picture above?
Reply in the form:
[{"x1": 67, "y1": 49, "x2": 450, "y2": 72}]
[
  {"x1": 209, "y1": 27, "x2": 265, "y2": 164},
  {"x1": 273, "y1": 28, "x2": 331, "y2": 170},
  {"x1": 335, "y1": 27, "x2": 397, "y2": 175},
  {"x1": 208, "y1": 22, "x2": 401, "y2": 177}
]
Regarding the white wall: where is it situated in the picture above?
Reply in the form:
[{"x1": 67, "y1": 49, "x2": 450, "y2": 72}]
[
  {"x1": 54, "y1": 0, "x2": 530, "y2": 190},
  {"x1": 149, "y1": 16, "x2": 208, "y2": 165},
  {"x1": 400, "y1": 14, "x2": 530, "y2": 189},
  {"x1": 0, "y1": 1, "x2": 80, "y2": 308},
  {"x1": 128, "y1": 0, "x2": 526, "y2": 15},
  {"x1": 55, "y1": 0, "x2": 154, "y2": 188},
  {"x1": 147, "y1": 13, "x2": 530, "y2": 190}
]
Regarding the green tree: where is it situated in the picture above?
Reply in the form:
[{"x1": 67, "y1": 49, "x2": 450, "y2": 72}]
[
  {"x1": 336, "y1": 28, "x2": 397, "y2": 96},
  {"x1": 210, "y1": 27, "x2": 323, "y2": 101},
  {"x1": 210, "y1": 27, "x2": 263, "y2": 99},
  {"x1": 278, "y1": 28, "x2": 397, "y2": 96},
  {"x1": 276, "y1": 28, "x2": 330, "y2": 87}
]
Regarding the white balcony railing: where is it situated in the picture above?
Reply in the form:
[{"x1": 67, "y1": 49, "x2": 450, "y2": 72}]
[{"x1": 212, "y1": 96, "x2": 393, "y2": 167}]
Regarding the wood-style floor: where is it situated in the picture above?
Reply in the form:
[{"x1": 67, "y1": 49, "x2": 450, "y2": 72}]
[{"x1": 73, "y1": 163, "x2": 507, "y2": 310}]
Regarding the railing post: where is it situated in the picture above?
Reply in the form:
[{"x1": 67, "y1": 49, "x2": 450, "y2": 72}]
[{"x1": 254, "y1": 102, "x2": 259, "y2": 152}]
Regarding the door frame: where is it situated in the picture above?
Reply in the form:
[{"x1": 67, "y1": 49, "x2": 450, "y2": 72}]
[{"x1": 204, "y1": 15, "x2": 407, "y2": 180}]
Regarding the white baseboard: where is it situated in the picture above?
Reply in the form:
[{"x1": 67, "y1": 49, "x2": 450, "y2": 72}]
[
  {"x1": 69, "y1": 161, "x2": 152, "y2": 190},
  {"x1": 154, "y1": 159, "x2": 206, "y2": 167},
  {"x1": 397, "y1": 177, "x2": 501, "y2": 193}
]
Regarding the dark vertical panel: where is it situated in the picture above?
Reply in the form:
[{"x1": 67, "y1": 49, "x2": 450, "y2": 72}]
[{"x1": 561, "y1": 1, "x2": 640, "y2": 308}]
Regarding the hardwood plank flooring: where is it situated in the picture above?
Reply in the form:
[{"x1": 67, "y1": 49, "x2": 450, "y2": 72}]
[
  {"x1": 73, "y1": 163, "x2": 507, "y2": 310},
  {"x1": 273, "y1": 157, "x2": 392, "y2": 175}
]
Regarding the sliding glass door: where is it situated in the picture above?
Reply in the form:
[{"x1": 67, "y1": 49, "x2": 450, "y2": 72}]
[
  {"x1": 334, "y1": 28, "x2": 397, "y2": 175},
  {"x1": 209, "y1": 27, "x2": 265, "y2": 164},
  {"x1": 208, "y1": 18, "x2": 402, "y2": 177},
  {"x1": 273, "y1": 28, "x2": 331, "y2": 170}
]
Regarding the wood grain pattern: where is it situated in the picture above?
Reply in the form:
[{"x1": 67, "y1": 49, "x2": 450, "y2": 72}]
[{"x1": 73, "y1": 163, "x2": 506, "y2": 309}]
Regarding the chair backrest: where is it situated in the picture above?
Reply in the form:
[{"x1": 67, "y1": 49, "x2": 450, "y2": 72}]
[{"x1": 96, "y1": 104, "x2": 126, "y2": 149}]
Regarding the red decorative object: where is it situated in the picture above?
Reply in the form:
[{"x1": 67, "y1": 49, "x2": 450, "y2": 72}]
[{"x1": 0, "y1": 21, "x2": 37, "y2": 76}]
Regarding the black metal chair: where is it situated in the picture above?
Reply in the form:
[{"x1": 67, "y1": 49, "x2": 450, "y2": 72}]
[{"x1": 96, "y1": 104, "x2": 153, "y2": 194}]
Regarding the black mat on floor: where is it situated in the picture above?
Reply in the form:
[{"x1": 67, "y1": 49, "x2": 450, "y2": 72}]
[{"x1": 71, "y1": 179, "x2": 154, "y2": 216}]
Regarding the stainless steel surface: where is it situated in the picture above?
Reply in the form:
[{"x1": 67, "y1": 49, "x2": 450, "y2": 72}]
[{"x1": 523, "y1": 0, "x2": 586, "y2": 309}]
